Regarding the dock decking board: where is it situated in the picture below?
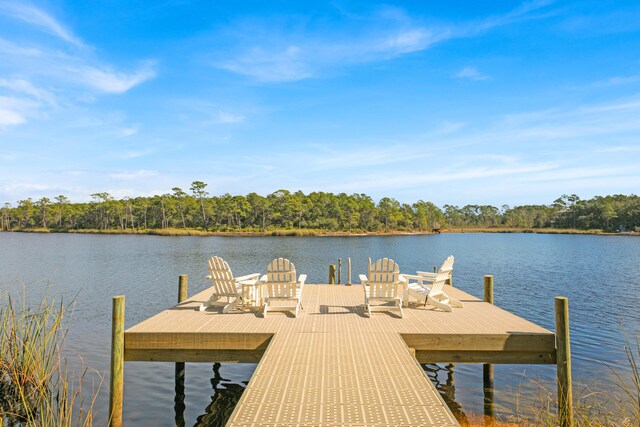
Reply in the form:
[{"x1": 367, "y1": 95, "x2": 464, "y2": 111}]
[{"x1": 124, "y1": 284, "x2": 555, "y2": 426}]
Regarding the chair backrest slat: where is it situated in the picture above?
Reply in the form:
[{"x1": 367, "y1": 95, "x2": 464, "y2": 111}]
[
  {"x1": 440, "y1": 255, "x2": 454, "y2": 274},
  {"x1": 368, "y1": 258, "x2": 400, "y2": 298},
  {"x1": 429, "y1": 270, "x2": 451, "y2": 297},
  {"x1": 265, "y1": 258, "x2": 297, "y2": 298},
  {"x1": 208, "y1": 256, "x2": 238, "y2": 295}
]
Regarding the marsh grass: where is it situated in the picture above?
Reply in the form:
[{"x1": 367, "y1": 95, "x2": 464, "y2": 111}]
[
  {"x1": 460, "y1": 343, "x2": 640, "y2": 427},
  {"x1": 0, "y1": 292, "x2": 99, "y2": 426}
]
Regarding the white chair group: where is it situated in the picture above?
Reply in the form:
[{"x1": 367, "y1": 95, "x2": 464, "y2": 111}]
[
  {"x1": 405, "y1": 255, "x2": 463, "y2": 312},
  {"x1": 360, "y1": 255, "x2": 463, "y2": 316},
  {"x1": 204, "y1": 256, "x2": 306, "y2": 318},
  {"x1": 205, "y1": 255, "x2": 461, "y2": 318}
]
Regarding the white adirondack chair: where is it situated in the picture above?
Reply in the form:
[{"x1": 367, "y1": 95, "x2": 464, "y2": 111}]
[
  {"x1": 205, "y1": 256, "x2": 260, "y2": 313},
  {"x1": 260, "y1": 258, "x2": 306, "y2": 317},
  {"x1": 416, "y1": 255, "x2": 454, "y2": 286},
  {"x1": 406, "y1": 256, "x2": 463, "y2": 312},
  {"x1": 359, "y1": 258, "x2": 404, "y2": 318}
]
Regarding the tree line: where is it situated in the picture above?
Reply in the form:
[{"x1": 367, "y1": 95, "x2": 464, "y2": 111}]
[{"x1": 1, "y1": 182, "x2": 639, "y2": 233}]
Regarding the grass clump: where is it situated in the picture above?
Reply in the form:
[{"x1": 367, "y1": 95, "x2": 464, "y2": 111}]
[{"x1": 0, "y1": 292, "x2": 98, "y2": 426}]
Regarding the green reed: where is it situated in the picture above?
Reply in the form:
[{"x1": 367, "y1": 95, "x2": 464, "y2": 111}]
[
  {"x1": 493, "y1": 338, "x2": 640, "y2": 427},
  {"x1": 0, "y1": 291, "x2": 98, "y2": 426}
]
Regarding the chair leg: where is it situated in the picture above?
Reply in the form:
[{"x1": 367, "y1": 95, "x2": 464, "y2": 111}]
[
  {"x1": 263, "y1": 299, "x2": 268, "y2": 317},
  {"x1": 367, "y1": 304, "x2": 371, "y2": 318},
  {"x1": 223, "y1": 297, "x2": 239, "y2": 314},
  {"x1": 447, "y1": 296, "x2": 464, "y2": 308},
  {"x1": 398, "y1": 301, "x2": 403, "y2": 318},
  {"x1": 427, "y1": 296, "x2": 453, "y2": 312}
]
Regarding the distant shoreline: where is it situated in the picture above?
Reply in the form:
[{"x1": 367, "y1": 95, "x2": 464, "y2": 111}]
[{"x1": 1, "y1": 227, "x2": 635, "y2": 237}]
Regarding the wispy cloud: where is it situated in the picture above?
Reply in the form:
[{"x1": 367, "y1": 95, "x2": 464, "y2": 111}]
[
  {"x1": 233, "y1": 91, "x2": 640, "y2": 203},
  {"x1": 108, "y1": 170, "x2": 158, "y2": 180},
  {"x1": 454, "y1": 66, "x2": 490, "y2": 81},
  {"x1": 219, "y1": 45, "x2": 312, "y2": 82},
  {"x1": 579, "y1": 75, "x2": 640, "y2": 89},
  {"x1": 0, "y1": 3, "x2": 156, "y2": 129},
  {"x1": 0, "y1": 1, "x2": 84, "y2": 46},
  {"x1": 119, "y1": 126, "x2": 139, "y2": 137},
  {"x1": 0, "y1": 108, "x2": 26, "y2": 127},
  {"x1": 0, "y1": 77, "x2": 56, "y2": 105},
  {"x1": 70, "y1": 63, "x2": 157, "y2": 94},
  {"x1": 0, "y1": 94, "x2": 40, "y2": 128},
  {"x1": 213, "y1": 1, "x2": 553, "y2": 82},
  {"x1": 119, "y1": 149, "x2": 153, "y2": 159},
  {"x1": 215, "y1": 110, "x2": 245, "y2": 124}
]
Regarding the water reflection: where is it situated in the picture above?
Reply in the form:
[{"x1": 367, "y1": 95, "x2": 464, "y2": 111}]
[
  {"x1": 194, "y1": 363, "x2": 247, "y2": 427},
  {"x1": 174, "y1": 362, "x2": 186, "y2": 427},
  {"x1": 423, "y1": 363, "x2": 471, "y2": 425}
]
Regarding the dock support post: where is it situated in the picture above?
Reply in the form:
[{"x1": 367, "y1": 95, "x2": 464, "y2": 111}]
[
  {"x1": 178, "y1": 274, "x2": 188, "y2": 304},
  {"x1": 109, "y1": 296, "x2": 125, "y2": 427},
  {"x1": 484, "y1": 275, "x2": 494, "y2": 305},
  {"x1": 337, "y1": 258, "x2": 342, "y2": 284},
  {"x1": 555, "y1": 296, "x2": 573, "y2": 427},
  {"x1": 483, "y1": 364, "x2": 495, "y2": 426},
  {"x1": 347, "y1": 257, "x2": 352, "y2": 285},
  {"x1": 483, "y1": 275, "x2": 495, "y2": 425},
  {"x1": 175, "y1": 275, "x2": 188, "y2": 426},
  {"x1": 329, "y1": 265, "x2": 336, "y2": 284}
]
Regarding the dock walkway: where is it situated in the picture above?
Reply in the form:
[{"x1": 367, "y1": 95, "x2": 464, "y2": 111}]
[{"x1": 124, "y1": 284, "x2": 555, "y2": 426}]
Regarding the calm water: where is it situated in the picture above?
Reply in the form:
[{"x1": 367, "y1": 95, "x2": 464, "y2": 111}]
[{"x1": 1, "y1": 232, "x2": 639, "y2": 425}]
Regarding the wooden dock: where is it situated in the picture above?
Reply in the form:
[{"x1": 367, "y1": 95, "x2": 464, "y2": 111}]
[{"x1": 121, "y1": 283, "x2": 557, "y2": 426}]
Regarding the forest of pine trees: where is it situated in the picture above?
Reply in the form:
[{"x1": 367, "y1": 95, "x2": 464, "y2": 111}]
[{"x1": 1, "y1": 182, "x2": 639, "y2": 233}]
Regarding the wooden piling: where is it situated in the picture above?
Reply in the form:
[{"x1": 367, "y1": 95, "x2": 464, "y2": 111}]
[
  {"x1": 483, "y1": 364, "x2": 495, "y2": 426},
  {"x1": 109, "y1": 296, "x2": 125, "y2": 427},
  {"x1": 329, "y1": 265, "x2": 336, "y2": 284},
  {"x1": 484, "y1": 275, "x2": 494, "y2": 304},
  {"x1": 483, "y1": 275, "x2": 495, "y2": 426},
  {"x1": 555, "y1": 296, "x2": 573, "y2": 427},
  {"x1": 347, "y1": 257, "x2": 352, "y2": 285},
  {"x1": 178, "y1": 274, "x2": 188, "y2": 303},
  {"x1": 175, "y1": 275, "x2": 187, "y2": 425},
  {"x1": 337, "y1": 258, "x2": 342, "y2": 284}
]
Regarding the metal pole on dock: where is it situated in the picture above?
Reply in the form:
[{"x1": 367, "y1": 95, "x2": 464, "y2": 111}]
[
  {"x1": 329, "y1": 265, "x2": 336, "y2": 284},
  {"x1": 347, "y1": 257, "x2": 352, "y2": 285},
  {"x1": 109, "y1": 296, "x2": 125, "y2": 427},
  {"x1": 555, "y1": 296, "x2": 573, "y2": 427},
  {"x1": 337, "y1": 258, "x2": 342, "y2": 284},
  {"x1": 175, "y1": 275, "x2": 188, "y2": 426},
  {"x1": 483, "y1": 275, "x2": 495, "y2": 426}
]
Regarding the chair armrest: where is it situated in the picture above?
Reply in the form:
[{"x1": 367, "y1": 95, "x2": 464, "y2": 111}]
[
  {"x1": 206, "y1": 274, "x2": 212, "y2": 280},
  {"x1": 358, "y1": 274, "x2": 368, "y2": 284},
  {"x1": 297, "y1": 274, "x2": 307, "y2": 286},
  {"x1": 416, "y1": 271, "x2": 437, "y2": 278},
  {"x1": 259, "y1": 274, "x2": 268, "y2": 282},
  {"x1": 235, "y1": 273, "x2": 260, "y2": 282}
]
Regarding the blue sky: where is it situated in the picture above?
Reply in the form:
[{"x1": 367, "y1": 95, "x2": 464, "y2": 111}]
[{"x1": 1, "y1": 0, "x2": 639, "y2": 206}]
